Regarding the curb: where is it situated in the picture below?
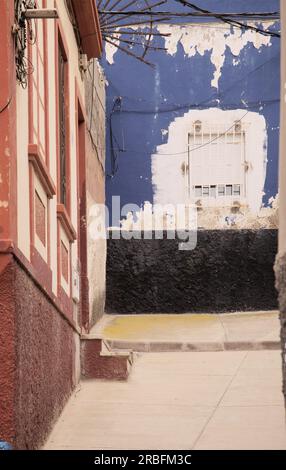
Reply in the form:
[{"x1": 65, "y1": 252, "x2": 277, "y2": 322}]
[{"x1": 105, "y1": 339, "x2": 281, "y2": 353}]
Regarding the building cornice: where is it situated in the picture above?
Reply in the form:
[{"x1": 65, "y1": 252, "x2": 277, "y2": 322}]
[{"x1": 71, "y1": 0, "x2": 102, "y2": 59}]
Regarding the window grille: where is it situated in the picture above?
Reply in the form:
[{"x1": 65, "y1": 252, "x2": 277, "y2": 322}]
[
  {"x1": 58, "y1": 45, "x2": 67, "y2": 206},
  {"x1": 188, "y1": 121, "x2": 246, "y2": 205}
]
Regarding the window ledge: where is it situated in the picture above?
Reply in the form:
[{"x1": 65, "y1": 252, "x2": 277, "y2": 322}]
[
  {"x1": 28, "y1": 144, "x2": 56, "y2": 199},
  {"x1": 57, "y1": 203, "x2": 77, "y2": 242}
]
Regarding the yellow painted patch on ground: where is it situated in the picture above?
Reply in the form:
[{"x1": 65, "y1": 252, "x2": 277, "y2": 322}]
[
  {"x1": 102, "y1": 314, "x2": 222, "y2": 341},
  {"x1": 95, "y1": 311, "x2": 279, "y2": 343}
]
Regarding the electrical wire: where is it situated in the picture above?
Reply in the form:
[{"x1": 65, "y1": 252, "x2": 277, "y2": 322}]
[
  {"x1": 107, "y1": 95, "x2": 278, "y2": 174},
  {"x1": 99, "y1": 10, "x2": 280, "y2": 19},
  {"x1": 107, "y1": 52, "x2": 280, "y2": 169},
  {"x1": 149, "y1": 110, "x2": 250, "y2": 156},
  {"x1": 106, "y1": 54, "x2": 280, "y2": 115},
  {"x1": 87, "y1": 61, "x2": 105, "y2": 174},
  {"x1": 175, "y1": 0, "x2": 280, "y2": 38},
  {"x1": 0, "y1": 97, "x2": 12, "y2": 114},
  {"x1": 108, "y1": 97, "x2": 123, "y2": 177}
]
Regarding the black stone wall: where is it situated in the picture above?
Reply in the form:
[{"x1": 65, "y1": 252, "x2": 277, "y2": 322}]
[{"x1": 106, "y1": 229, "x2": 278, "y2": 314}]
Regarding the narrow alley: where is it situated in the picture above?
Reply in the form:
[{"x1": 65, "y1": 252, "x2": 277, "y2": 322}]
[
  {"x1": 1, "y1": 0, "x2": 286, "y2": 457},
  {"x1": 45, "y1": 349, "x2": 286, "y2": 450},
  {"x1": 45, "y1": 311, "x2": 286, "y2": 450}
]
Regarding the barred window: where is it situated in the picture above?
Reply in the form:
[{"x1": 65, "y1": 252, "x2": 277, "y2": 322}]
[
  {"x1": 188, "y1": 121, "x2": 246, "y2": 204},
  {"x1": 58, "y1": 43, "x2": 67, "y2": 206}
]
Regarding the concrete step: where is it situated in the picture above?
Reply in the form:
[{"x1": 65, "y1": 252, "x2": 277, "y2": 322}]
[
  {"x1": 105, "y1": 338, "x2": 280, "y2": 353},
  {"x1": 81, "y1": 336, "x2": 134, "y2": 381},
  {"x1": 87, "y1": 311, "x2": 280, "y2": 353}
]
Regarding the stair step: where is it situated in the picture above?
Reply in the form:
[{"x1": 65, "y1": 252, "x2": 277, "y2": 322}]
[{"x1": 81, "y1": 337, "x2": 133, "y2": 381}]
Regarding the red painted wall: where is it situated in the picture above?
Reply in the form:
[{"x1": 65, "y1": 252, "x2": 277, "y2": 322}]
[
  {"x1": 0, "y1": 1, "x2": 17, "y2": 242},
  {"x1": 0, "y1": 254, "x2": 77, "y2": 449},
  {"x1": 0, "y1": 255, "x2": 16, "y2": 445}
]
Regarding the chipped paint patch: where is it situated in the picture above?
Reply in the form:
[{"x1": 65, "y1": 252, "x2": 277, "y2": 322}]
[
  {"x1": 152, "y1": 108, "x2": 267, "y2": 214},
  {"x1": 105, "y1": 31, "x2": 120, "y2": 65},
  {"x1": 4, "y1": 147, "x2": 10, "y2": 157},
  {"x1": 0, "y1": 201, "x2": 9, "y2": 209},
  {"x1": 104, "y1": 22, "x2": 276, "y2": 88},
  {"x1": 157, "y1": 22, "x2": 275, "y2": 89}
]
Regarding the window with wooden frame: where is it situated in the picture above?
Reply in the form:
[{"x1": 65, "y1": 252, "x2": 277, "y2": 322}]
[
  {"x1": 55, "y1": 24, "x2": 75, "y2": 301},
  {"x1": 57, "y1": 34, "x2": 70, "y2": 211}
]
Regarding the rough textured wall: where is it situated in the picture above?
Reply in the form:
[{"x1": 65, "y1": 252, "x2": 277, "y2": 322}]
[
  {"x1": 0, "y1": 256, "x2": 77, "y2": 449},
  {"x1": 107, "y1": 230, "x2": 278, "y2": 314},
  {"x1": 85, "y1": 60, "x2": 106, "y2": 326},
  {"x1": 0, "y1": 255, "x2": 16, "y2": 446},
  {"x1": 101, "y1": 0, "x2": 280, "y2": 227},
  {"x1": 274, "y1": 253, "x2": 286, "y2": 405}
]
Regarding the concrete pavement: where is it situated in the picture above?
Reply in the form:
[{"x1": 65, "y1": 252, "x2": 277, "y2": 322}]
[{"x1": 44, "y1": 350, "x2": 286, "y2": 450}]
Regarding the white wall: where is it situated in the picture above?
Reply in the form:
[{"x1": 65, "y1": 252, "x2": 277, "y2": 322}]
[{"x1": 152, "y1": 108, "x2": 267, "y2": 214}]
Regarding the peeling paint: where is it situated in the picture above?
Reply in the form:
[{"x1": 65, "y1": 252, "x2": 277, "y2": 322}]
[
  {"x1": 105, "y1": 22, "x2": 275, "y2": 89},
  {"x1": 4, "y1": 147, "x2": 10, "y2": 157},
  {"x1": 103, "y1": 12, "x2": 280, "y2": 228},
  {"x1": 0, "y1": 201, "x2": 9, "y2": 209},
  {"x1": 154, "y1": 68, "x2": 160, "y2": 120},
  {"x1": 152, "y1": 108, "x2": 267, "y2": 214},
  {"x1": 119, "y1": 194, "x2": 278, "y2": 231},
  {"x1": 157, "y1": 22, "x2": 274, "y2": 89},
  {"x1": 105, "y1": 31, "x2": 120, "y2": 65}
]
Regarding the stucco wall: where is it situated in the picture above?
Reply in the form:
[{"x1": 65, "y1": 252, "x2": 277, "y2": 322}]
[
  {"x1": 0, "y1": 255, "x2": 77, "y2": 449},
  {"x1": 102, "y1": 0, "x2": 280, "y2": 228},
  {"x1": 16, "y1": 0, "x2": 87, "y2": 298},
  {"x1": 0, "y1": 255, "x2": 17, "y2": 446},
  {"x1": 106, "y1": 230, "x2": 278, "y2": 314},
  {"x1": 85, "y1": 60, "x2": 106, "y2": 326}
]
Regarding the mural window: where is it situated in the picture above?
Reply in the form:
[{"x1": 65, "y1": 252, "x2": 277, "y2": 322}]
[{"x1": 188, "y1": 121, "x2": 246, "y2": 205}]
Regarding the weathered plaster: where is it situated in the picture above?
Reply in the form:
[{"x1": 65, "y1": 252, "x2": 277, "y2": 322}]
[
  {"x1": 105, "y1": 22, "x2": 275, "y2": 89},
  {"x1": 105, "y1": 32, "x2": 120, "y2": 65},
  {"x1": 102, "y1": 5, "x2": 280, "y2": 229},
  {"x1": 119, "y1": 196, "x2": 278, "y2": 231},
  {"x1": 16, "y1": 82, "x2": 30, "y2": 261},
  {"x1": 85, "y1": 60, "x2": 106, "y2": 326},
  {"x1": 152, "y1": 108, "x2": 267, "y2": 214},
  {"x1": 161, "y1": 22, "x2": 274, "y2": 88}
]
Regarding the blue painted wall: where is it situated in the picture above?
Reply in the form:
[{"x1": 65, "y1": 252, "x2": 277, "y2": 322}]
[{"x1": 101, "y1": 1, "x2": 280, "y2": 225}]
